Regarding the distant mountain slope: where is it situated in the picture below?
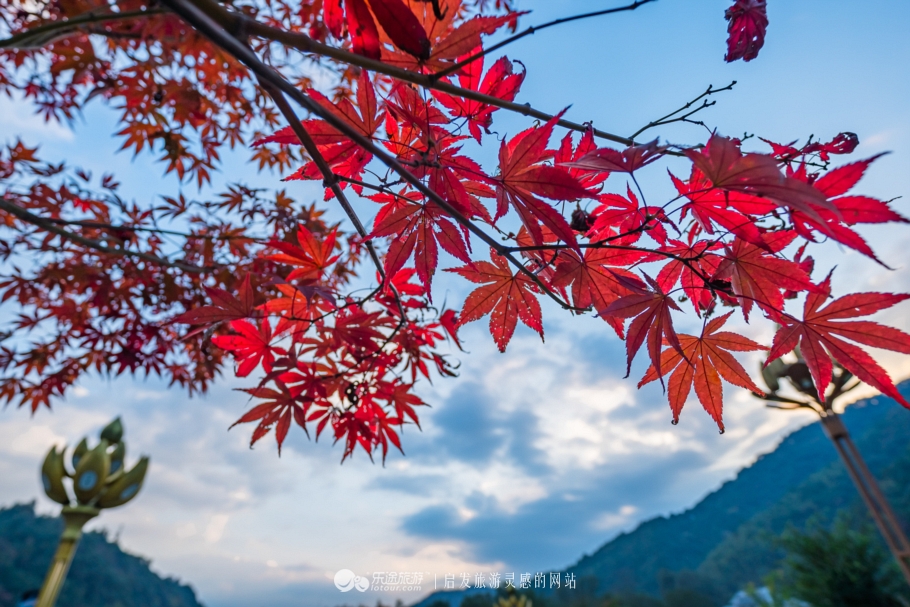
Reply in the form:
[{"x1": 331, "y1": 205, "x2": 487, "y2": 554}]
[
  {"x1": 569, "y1": 382, "x2": 910, "y2": 598},
  {"x1": 697, "y1": 392, "x2": 910, "y2": 599},
  {"x1": 0, "y1": 503, "x2": 202, "y2": 607}
]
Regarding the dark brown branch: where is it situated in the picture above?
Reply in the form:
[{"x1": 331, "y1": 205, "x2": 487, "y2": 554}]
[
  {"x1": 0, "y1": 198, "x2": 213, "y2": 273},
  {"x1": 260, "y1": 82, "x2": 385, "y2": 274},
  {"x1": 40, "y1": 216, "x2": 254, "y2": 240},
  {"x1": 162, "y1": 0, "x2": 583, "y2": 312},
  {"x1": 431, "y1": 0, "x2": 658, "y2": 80},
  {"x1": 0, "y1": 8, "x2": 167, "y2": 49}
]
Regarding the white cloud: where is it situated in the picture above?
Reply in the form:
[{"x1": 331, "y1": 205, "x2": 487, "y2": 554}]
[
  {"x1": 205, "y1": 515, "x2": 230, "y2": 543},
  {"x1": 0, "y1": 96, "x2": 75, "y2": 143}
]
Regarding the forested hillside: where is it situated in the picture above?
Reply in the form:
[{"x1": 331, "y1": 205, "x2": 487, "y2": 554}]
[
  {"x1": 0, "y1": 503, "x2": 202, "y2": 607},
  {"x1": 569, "y1": 384, "x2": 910, "y2": 599}
]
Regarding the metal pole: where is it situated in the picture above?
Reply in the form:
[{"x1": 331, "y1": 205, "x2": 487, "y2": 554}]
[
  {"x1": 35, "y1": 506, "x2": 99, "y2": 607},
  {"x1": 819, "y1": 413, "x2": 910, "y2": 586}
]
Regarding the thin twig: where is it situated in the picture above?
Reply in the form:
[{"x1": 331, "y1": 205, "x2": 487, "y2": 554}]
[
  {"x1": 628, "y1": 82, "x2": 736, "y2": 140},
  {"x1": 431, "y1": 0, "x2": 658, "y2": 80},
  {"x1": 40, "y1": 216, "x2": 255, "y2": 240},
  {"x1": 0, "y1": 198, "x2": 213, "y2": 273}
]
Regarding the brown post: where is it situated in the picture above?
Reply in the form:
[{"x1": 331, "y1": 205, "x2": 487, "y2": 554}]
[{"x1": 818, "y1": 413, "x2": 910, "y2": 585}]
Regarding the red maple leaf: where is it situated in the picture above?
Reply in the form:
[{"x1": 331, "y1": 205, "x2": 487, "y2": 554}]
[
  {"x1": 345, "y1": 0, "x2": 382, "y2": 58},
  {"x1": 173, "y1": 274, "x2": 256, "y2": 325},
  {"x1": 555, "y1": 129, "x2": 609, "y2": 192},
  {"x1": 438, "y1": 309, "x2": 463, "y2": 350},
  {"x1": 447, "y1": 248, "x2": 543, "y2": 352},
  {"x1": 724, "y1": 0, "x2": 768, "y2": 63},
  {"x1": 761, "y1": 133, "x2": 860, "y2": 163},
  {"x1": 602, "y1": 273, "x2": 684, "y2": 379},
  {"x1": 323, "y1": 0, "x2": 345, "y2": 39},
  {"x1": 767, "y1": 275, "x2": 910, "y2": 407},
  {"x1": 267, "y1": 226, "x2": 341, "y2": 283},
  {"x1": 685, "y1": 135, "x2": 832, "y2": 219},
  {"x1": 260, "y1": 284, "x2": 331, "y2": 324},
  {"x1": 585, "y1": 187, "x2": 672, "y2": 246},
  {"x1": 368, "y1": 0, "x2": 432, "y2": 59},
  {"x1": 324, "y1": 0, "x2": 430, "y2": 59},
  {"x1": 639, "y1": 312, "x2": 767, "y2": 431},
  {"x1": 788, "y1": 155, "x2": 908, "y2": 262},
  {"x1": 551, "y1": 247, "x2": 653, "y2": 338},
  {"x1": 670, "y1": 166, "x2": 770, "y2": 247},
  {"x1": 434, "y1": 51, "x2": 525, "y2": 143},
  {"x1": 803, "y1": 132, "x2": 860, "y2": 161},
  {"x1": 495, "y1": 113, "x2": 596, "y2": 248},
  {"x1": 561, "y1": 139, "x2": 665, "y2": 175},
  {"x1": 212, "y1": 319, "x2": 284, "y2": 377},
  {"x1": 233, "y1": 381, "x2": 307, "y2": 454},
  {"x1": 713, "y1": 232, "x2": 815, "y2": 321},
  {"x1": 254, "y1": 72, "x2": 382, "y2": 190},
  {"x1": 369, "y1": 190, "x2": 471, "y2": 293}
]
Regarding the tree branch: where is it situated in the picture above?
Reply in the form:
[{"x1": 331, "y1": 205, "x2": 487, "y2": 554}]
[
  {"x1": 161, "y1": 0, "x2": 584, "y2": 312},
  {"x1": 0, "y1": 198, "x2": 214, "y2": 273},
  {"x1": 38, "y1": 216, "x2": 255, "y2": 241},
  {"x1": 258, "y1": 80, "x2": 408, "y2": 321},
  {"x1": 431, "y1": 0, "x2": 658, "y2": 80},
  {"x1": 0, "y1": 8, "x2": 167, "y2": 49},
  {"x1": 175, "y1": 0, "x2": 636, "y2": 147}
]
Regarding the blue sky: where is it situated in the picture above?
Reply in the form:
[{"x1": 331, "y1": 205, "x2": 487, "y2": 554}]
[{"x1": 2, "y1": 1, "x2": 910, "y2": 606}]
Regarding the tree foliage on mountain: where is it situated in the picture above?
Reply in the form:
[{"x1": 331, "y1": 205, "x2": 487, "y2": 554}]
[
  {"x1": 0, "y1": 503, "x2": 201, "y2": 607},
  {"x1": 1, "y1": 0, "x2": 909, "y2": 460},
  {"x1": 774, "y1": 520, "x2": 906, "y2": 607}
]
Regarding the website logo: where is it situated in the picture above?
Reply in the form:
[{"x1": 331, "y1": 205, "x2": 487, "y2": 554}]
[{"x1": 334, "y1": 569, "x2": 370, "y2": 592}]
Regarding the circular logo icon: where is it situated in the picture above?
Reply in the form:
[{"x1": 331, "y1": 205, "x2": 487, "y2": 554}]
[
  {"x1": 334, "y1": 569, "x2": 357, "y2": 592},
  {"x1": 354, "y1": 576, "x2": 370, "y2": 592}
]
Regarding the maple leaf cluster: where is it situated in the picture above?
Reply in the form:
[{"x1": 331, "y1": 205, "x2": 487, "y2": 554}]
[{"x1": 2, "y1": 0, "x2": 910, "y2": 460}]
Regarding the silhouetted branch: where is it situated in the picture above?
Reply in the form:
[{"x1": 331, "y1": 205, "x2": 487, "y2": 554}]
[
  {"x1": 0, "y1": 198, "x2": 213, "y2": 273},
  {"x1": 0, "y1": 8, "x2": 166, "y2": 49}
]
